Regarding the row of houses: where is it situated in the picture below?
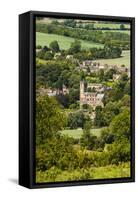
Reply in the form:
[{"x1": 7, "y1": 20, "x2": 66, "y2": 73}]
[
  {"x1": 78, "y1": 60, "x2": 130, "y2": 78},
  {"x1": 38, "y1": 84, "x2": 69, "y2": 97}
]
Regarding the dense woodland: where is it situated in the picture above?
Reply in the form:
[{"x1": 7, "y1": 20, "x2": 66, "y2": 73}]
[{"x1": 35, "y1": 18, "x2": 131, "y2": 182}]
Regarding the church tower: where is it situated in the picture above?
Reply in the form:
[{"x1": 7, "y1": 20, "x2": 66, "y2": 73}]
[{"x1": 80, "y1": 81, "x2": 84, "y2": 109}]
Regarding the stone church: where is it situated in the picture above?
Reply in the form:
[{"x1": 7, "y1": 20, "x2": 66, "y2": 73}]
[{"x1": 80, "y1": 81, "x2": 104, "y2": 110}]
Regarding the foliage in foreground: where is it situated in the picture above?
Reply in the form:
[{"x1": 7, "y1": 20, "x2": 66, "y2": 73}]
[{"x1": 36, "y1": 162, "x2": 130, "y2": 183}]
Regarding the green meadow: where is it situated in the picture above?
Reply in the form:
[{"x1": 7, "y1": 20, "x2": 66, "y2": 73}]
[
  {"x1": 93, "y1": 50, "x2": 130, "y2": 67},
  {"x1": 36, "y1": 32, "x2": 104, "y2": 50},
  {"x1": 61, "y1": 128, "x2": 101, "y2": 139},
  {"x1": 93, "y1": 23, "x2": 130, "y2": 29},
  {"x1": 102, "y1": 30, "x2": 130, "y2": 35}
]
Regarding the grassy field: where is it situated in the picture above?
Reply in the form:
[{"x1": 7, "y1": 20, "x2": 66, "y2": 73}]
[
  {"x1": 36, "y1": 19, "x2": 130, "y2": 30},
  {"x1": 36, "y1": 162, "x2": 130, "y2": 183},
  {"x1": 61, "y1": 128, "x2": 101, "y2": 139},
  {"x1": 36, "y1": 32, "x2": 104, "y2": 50},
  {"x1": 93, "y1": 23, "x2": 130, "y2": 29},
  {"x1": 93, "y1": 50, "x2": 130, "y2": 67},
  {"x1": 102, "y1": 30, "x2": 130, "y2": 35}
]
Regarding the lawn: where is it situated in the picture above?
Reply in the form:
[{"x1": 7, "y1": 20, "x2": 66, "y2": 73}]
[
  {"x1": 61, "y1": 128, "x2": 102, "y2": 139},
  {"x1": 36, "y1": 32, "x2": 104, "y2": 50},
  {"x1": 93, "y1": 50, "x2": 130, "y2": 68}
]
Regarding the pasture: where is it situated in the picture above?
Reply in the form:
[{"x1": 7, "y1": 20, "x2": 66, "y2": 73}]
[
  {"x1": 93, "y1": 50, "x2": 130, "y2": 68},
  {"x1": 36, "y1": 32, "x2": 104, "y2": 50},
  {"x1": 102, "y1": 30, "x2": 130, "y2": 35},
  {"x1": 61, "y1": 128, "x2": 101, "y2": 139},
  {"x1": 93, "y1": 23, "x2": 130, "y2": 29}
]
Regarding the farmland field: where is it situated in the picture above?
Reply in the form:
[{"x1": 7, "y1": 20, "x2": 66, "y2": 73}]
[
  {"x1": 36, "y1": 32, "x2": 104, "y2": 50},
  {"x1": 93, "y1": 23, "x2": 130, "y2": 29},
  {"x1": 93, "y1": 50, "x2": 130, "y2": 67},
  {"x1": 61, "y1": 128, "x2": 102, "y2": 139},
  {"x1": 102, "y1": 30, "x2": 130, "y2": 35},
  {"x1": 36, "y1": 19, "x2": 130, "y2": 30}
]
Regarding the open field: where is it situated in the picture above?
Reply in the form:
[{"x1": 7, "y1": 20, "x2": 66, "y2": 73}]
[
  {"x1": 61, "y1": 128, "x2": 102, "y2": 139},
  {"x1": 36, "y1": 19, "x2": 130, "y2": 30},
  {"x1": 36, "y1": 32, "x2": 104, "y2": 50},
  {"x1": 102, "y1": 30, "x2": 130, "y2": 35},
  {"x1": 36, "y1": 162, "x2": 130, "y2": 183},
  {"x1": 93, "y1": 50, "x2": 130, "y2": 67},
  {"x1": 93, "y1": 23, "x2": 130, "y2": 29}
]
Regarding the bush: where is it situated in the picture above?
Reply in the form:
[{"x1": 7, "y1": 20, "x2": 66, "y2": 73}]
[
  {"x1": 36, "y1": 135, "x2": 78, "y2": 171},
  {"x1": 110, "y1": 108, "x2": 130, "y2": 140},
  {"x1": 36, "y1": 45, "x2": 42, "y2": 49},
  {"x1": 100, "y1": 127, "x2": 115, "y2": 144},
  {"x1": 44, "y1": 51, "x2": 54, "y2": 60},
  {"x1": 67, "y1": 111, "x2": 91, "y2": 129},
  {"x1": 107, "y1": 139, "x2": 130, "y2": 165}
]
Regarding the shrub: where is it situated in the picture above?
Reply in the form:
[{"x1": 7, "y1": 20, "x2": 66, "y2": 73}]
[
  {"x1": 100, "y1": 127, "x2": 115, "y2": 144},
  {"x1": 107, "y1": 139, "x2": 130, "y2": 165}
]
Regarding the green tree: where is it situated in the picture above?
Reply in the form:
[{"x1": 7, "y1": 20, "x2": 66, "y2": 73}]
[
  {"x1": 81, "y1": 121, "x2": 95, "y2": 150},
  {"x1": 110, "y1": 108, "x2": 130, "y2": 140},
  {"x1": 68, "y1": 111, "x2": 90, "y2": 129},
  {"x1": 120, "y1": 24, "x2": 125, "y2": 30},
  {"x1": 68, "y1": 40, "x2": 81, "y2": 54},
  {"x1": 44, "y1": 51, "x2": 54, "y2": 60},
  {"x1": 94, "y1": 106, "x2": 104, "y2": 127},
  {"x1": 100, "y1": 127, "x2": 114, "y2": 144},
  {"x1": 107, "y1": 139, "x2": 130, "y2": 164},
  {"x1": 103, "y1": 102, "x2": 120, "y2": 126},
  {"x1": 64, "y1": 19, "x2": 76, "y2": 28},
  {"x1": 49, "y1": 40, "x2": 60, "y2": 52},
  {"x1": 98, "y1": 69, "x2": 104, "y2": 81},
  {"x1": 36, "y1": 95, "x2": 67, "y2": 144}
]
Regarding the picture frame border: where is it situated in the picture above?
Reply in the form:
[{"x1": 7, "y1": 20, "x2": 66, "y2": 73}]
[{"x1": 19, "y1": 10, "x2": 135, "y2": 189}]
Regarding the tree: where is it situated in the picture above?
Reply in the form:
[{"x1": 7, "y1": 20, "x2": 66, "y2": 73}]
[
  {"x1": 118, "y1": 94, "x2": 130, "y2": 108},
  {"x1": 120, "y1": 24, "x2": 125, "y2": 30},
  {"x1": 69, "y1": 88, "x2": 79, "y2": 105},
  {"x1": 44, "y1": 51, "x2": 54, "y2": 60},
  {"x1": 81, "y1": 121, "x2": 95, "y2": 149},
  {"x1": 49, "y1": 40, "x2": 60, "y2": 52},
  {"x1": 36, "y1": 95, "x2": 67, "y2": 144},
  {"x1": 98, "y1": 69, "x2": 104, "y2": 81},
  {"x1": 107, "y1": 139, "x2": 130, "y2": 164},
  {"x1": 64, "y1": 19, "x2": 76, "y2": 28},
  {"x1": 104, "y1": 68, "x2": 117, "y2": 80},
  {"x1": 68, "y1": 40, "x2": 81, "y2": 54},
  {"x1": 56, "y1": 94, "x2": 70, "y2": 108},
  {"x1": 94, "y1": 106, "x2": 104, "y2": 127},
  {"x1": 103, "y1": 101, "x2": 120, "y2": 126},
  {"x1": 67, "y1": 111, "x2": 90, "y2": 129},
  {"x1": 42, "y1": 45, "x2": 50, "y2": 51},
  {"x1": 81, "y1": 121, "x2": 104, "y2": 150},
  {"x1": 110, "y1": 108, "x2": 130, "y2": 140},
  {"x1": 100, "y1": 127, "x2": 114, "y2": 144},
  {"x1": 36, "y1": 45, "x2": 42, "y2": 49}
]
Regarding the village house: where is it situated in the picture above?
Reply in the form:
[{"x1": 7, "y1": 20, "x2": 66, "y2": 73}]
[
  {"x1": 113, "y1": 74, "x2": 121, "y2": 81},
  {"x1": 38, "y1": 84, "x2": 69, "y2": 97},
  {"x1": 79, "y1": 60, "x2": 108, "y2": 73}
]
